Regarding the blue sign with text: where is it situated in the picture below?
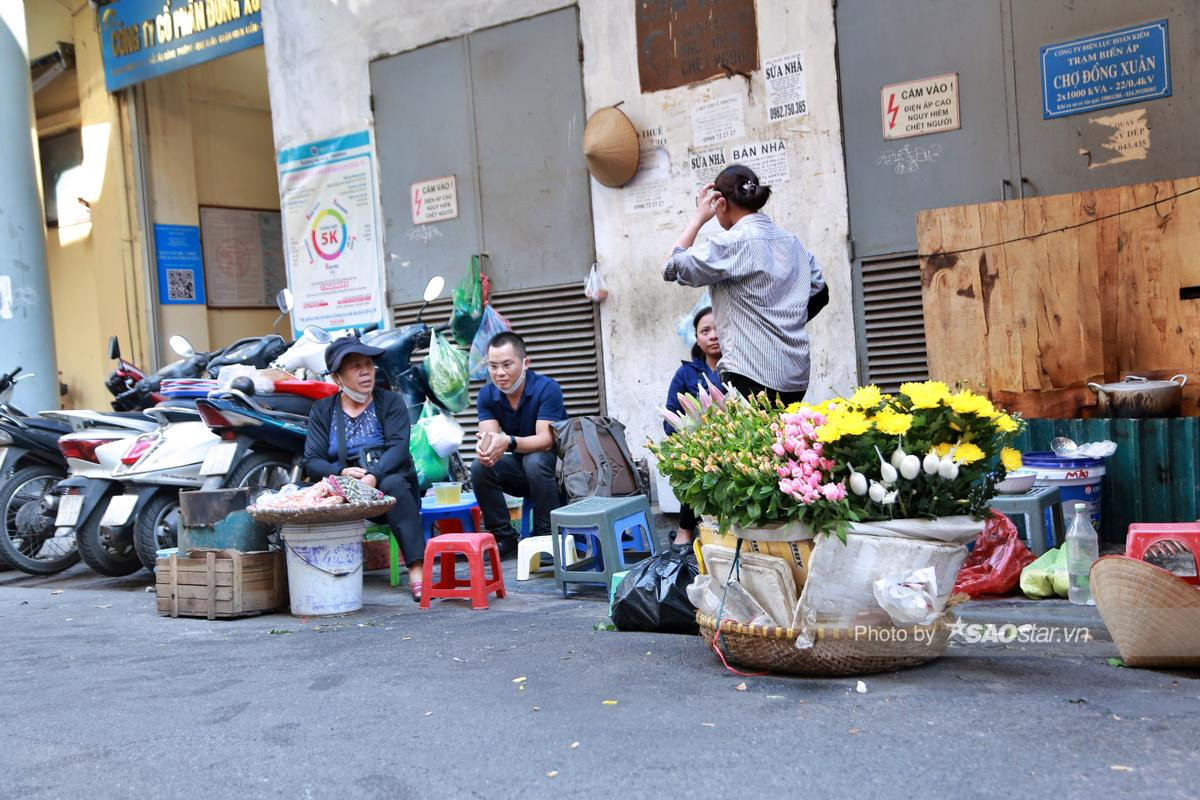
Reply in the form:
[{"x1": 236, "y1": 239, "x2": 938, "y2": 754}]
[
  {"x1": 98, "y1": 0, "x2": 263, "y2": 92},
  {"x1": 155, "y1": 224, "x2": 206, "y2": 306},
  {"x1": 1040, "y1": 19, "x2": 1171, "y2": 119}
]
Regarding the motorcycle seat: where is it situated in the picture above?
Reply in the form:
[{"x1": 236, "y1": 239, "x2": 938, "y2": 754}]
[{"x1": 255, "y1": 393, "x2": 316, "y2": 416}]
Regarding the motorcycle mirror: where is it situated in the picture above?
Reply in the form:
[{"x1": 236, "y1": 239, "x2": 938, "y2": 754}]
[
  {"x1": 302, "y1": 325, "x2": 332, "y2": 344},
  {"x1": 108, "y1": 336, "x2": 120, "y2": 360},
  {"x1": 168, "y1": 335, "x2": 195, "y2": 357},
  {"x1": 423, "y1": 276, "x2": 445, "y2": 303},
  {"x1": 276, "y1": 287, "x2": 294, "y2": 314}
]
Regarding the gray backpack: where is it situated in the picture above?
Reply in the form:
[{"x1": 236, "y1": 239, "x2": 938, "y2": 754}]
[{"x1": 552, "y1": 417, "x2": 646, "y2": 502}]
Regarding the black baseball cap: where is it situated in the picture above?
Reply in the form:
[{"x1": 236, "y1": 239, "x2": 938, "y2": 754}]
[{"x1": 325, "y1": 337, "x2": 384, "y2": 373}]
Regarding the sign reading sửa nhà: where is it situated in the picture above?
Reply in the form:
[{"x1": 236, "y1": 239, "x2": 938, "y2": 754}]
[
  {"x1": 880, "y1": 73, "x2": 960, "y2": 140},
  {"x1": 98, "y1": 0, "x2": 263, "y2": 93}
]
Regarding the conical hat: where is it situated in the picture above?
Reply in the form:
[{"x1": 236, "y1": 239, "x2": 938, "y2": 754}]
[
  {"x1": 1091, "y1": 555, "x2": 1200, "y2": 668},
  {"x1": 582, "y1": 106, "x2": 639, "y2": 188}
]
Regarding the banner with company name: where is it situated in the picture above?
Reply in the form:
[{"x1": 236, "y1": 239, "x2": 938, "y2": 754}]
[{"x1": 98, "y1": 0, "x2": 262, "y2": 92}]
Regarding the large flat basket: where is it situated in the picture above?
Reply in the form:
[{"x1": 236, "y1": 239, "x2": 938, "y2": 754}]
[{"x1": 248, "y1": 497, "x2": 395, "y2": 525}]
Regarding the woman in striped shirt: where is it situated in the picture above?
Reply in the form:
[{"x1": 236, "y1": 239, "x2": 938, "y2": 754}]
[{"x1": 663, "y1": 164, "x2": 829, "y2": 405}]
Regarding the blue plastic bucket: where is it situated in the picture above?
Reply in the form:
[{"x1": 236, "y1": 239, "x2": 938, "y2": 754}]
[{"x1": 1022, "y1": 452, "x2": 1106, "y2": 532}]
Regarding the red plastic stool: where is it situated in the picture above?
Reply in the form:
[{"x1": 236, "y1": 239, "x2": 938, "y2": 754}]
[
  {"x1": 420, "y1": 532, "x2": 507, "y2": 610},
  {"x1": 436, "y1": 507, "x2": 483, "y2": 535},
  {"x1": 1127, "y1": 523, "x2": 1200, "y2": 585}
]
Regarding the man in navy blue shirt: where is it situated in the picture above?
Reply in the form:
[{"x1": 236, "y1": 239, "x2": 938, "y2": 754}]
[{"x1": 471, "y1": 331, "x2": 568, "y2": 555}]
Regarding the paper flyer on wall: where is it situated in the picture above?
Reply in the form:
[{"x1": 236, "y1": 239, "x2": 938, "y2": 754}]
[
  {"x1": 764, "y1": 50, "x2": 808, "y2": 121},
  {"x1": 277, "y1": 130, "x2": 387, "y2": 336},
  {"x1": 690, "y1": 95, "x2": 745, "y2": 147},
  {"x1": 625, "y1": 126, "x2": 673, "y2": 214},
  {"x1": 731, "y1": 139, "x2": 791, "y2": 185}
]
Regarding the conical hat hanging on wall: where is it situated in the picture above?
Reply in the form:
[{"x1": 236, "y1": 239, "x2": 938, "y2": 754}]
[{"x1": 582, "y1": 106, "x2": 640, "y2": 188}]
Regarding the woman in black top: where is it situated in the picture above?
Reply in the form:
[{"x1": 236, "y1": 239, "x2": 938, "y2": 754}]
[{"x1": 303, "y1": 337, "x2": 425, "y2": 599}]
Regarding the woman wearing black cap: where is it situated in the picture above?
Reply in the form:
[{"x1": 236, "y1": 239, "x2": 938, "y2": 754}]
[{"x1": 303, "y1": 337, "x2": 425, "y2": 599}]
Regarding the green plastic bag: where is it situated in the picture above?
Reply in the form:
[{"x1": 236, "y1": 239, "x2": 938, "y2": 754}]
[
  {"x1": 450, "y1": 255, "x2": 484, "y2": 347},
  {"x1": 410, "y1": 417, "x2": 449, "y2": 491},
  {"x1": 424, "y1": 331, "x2": 470, "y2": 413},
  {"x1": 1020, "y1": 546, "x2": 1069, "y2": 599}
]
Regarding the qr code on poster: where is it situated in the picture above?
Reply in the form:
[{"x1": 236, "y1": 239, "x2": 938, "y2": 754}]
[{"x1": 165, "y1": 269, "x2": 196, "y2": 301}]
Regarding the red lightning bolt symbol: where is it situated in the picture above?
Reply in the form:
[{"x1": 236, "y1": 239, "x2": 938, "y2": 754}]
[
  {"x1": 886, "y1": 93, "x2": 899, "y2": 129},
  {"x1": 413, "y1": 187, "x2": 423, "y2": 217}
]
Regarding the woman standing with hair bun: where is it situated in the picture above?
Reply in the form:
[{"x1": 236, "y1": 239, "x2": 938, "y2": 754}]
[{"x1": 662, "y1": 164, "x2": 829, "y2": 405}]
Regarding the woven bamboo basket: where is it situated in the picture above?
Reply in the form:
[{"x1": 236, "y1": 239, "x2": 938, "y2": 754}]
[
  {"x1": 248, "y1": 498, "x2": 395, "y2": 525},
  {"x1": 696, "y1": 610, "x2": 954, "y2": 676}
]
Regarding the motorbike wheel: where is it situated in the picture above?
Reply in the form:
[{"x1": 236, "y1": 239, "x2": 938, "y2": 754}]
[
  {"x1": 228, "y1": 453, "x2": 292, "y2": 495},
  {"x1": 75, "y1": 502, "x2": 144, "y2": 577},
  {"x1": 133, "y1": 491, "x2": 180, "y2": 571},
  {"x1": 0, "y1": 464, "x2": 78, "y2": 575}
]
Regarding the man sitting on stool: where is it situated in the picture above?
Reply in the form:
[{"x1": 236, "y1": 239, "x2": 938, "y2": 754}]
[{"x1": 471, "y1": 332, "x2": 568, "y2": 557}]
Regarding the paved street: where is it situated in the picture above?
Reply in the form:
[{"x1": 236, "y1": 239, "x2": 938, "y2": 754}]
[{"x1": 1, "y1": 563, "x2": 1197, "y2": 799}]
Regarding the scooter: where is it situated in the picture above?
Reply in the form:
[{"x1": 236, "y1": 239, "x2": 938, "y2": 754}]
[{"x1": 103, "y1": 324, "x2": 298, "y2": 571}]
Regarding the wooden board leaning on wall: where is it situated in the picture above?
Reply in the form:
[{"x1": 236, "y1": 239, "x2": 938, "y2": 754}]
[{"x1": 917, "y1": 176, "x2": 1200, "y2": 419}]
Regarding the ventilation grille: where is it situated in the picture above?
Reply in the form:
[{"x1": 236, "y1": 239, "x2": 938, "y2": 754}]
[
  {"x1": 392, "y1": 280, "x2": 604, "y2": 458},
  {"x1": 860, "y1": 256, "x2": 929, "y2": 392}
]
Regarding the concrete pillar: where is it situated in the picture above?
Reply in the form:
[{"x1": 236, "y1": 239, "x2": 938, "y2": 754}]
[{"x1": 0, "y1": 0, "x2": 57, "y2": 411}]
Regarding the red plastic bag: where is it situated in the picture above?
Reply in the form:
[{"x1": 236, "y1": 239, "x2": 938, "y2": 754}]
[{"x1": 953, "y1": 511, "x2": 1036, "y2": 598}]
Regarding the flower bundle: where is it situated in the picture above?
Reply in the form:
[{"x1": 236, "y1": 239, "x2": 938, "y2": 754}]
[{"x1": 650, "y1": 380, "x2": 1025, "y2": 540}]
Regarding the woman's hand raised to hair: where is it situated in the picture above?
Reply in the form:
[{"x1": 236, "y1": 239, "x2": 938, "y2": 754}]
[{"x1": 690, "y1": 183, "x2": 723, "y2": 226}]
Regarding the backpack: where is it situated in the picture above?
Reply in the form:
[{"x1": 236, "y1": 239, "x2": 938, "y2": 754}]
[{"x1": 552, "y1": 417, "x2": 646, "y2": 502}]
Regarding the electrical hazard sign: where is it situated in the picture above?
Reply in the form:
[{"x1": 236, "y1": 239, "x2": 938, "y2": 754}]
[
  {"x1": 410, "y1": 176, "x2": 459, "y2": 225},
  {"x1": 881, "y1": 73, "x2": 960, "y2": 140}
]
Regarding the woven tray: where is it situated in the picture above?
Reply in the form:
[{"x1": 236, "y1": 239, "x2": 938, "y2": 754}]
[
  {"x1": 696, "y1": 610, "x2": 953, "y2": 676},
  {"x1": 248, "y1": 497, "x2": 395, "y2": 525}
]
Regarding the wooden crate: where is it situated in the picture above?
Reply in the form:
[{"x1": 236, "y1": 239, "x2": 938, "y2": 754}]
[{"x1": 156, "y1": 549, "x2": 288, "y2": 620}]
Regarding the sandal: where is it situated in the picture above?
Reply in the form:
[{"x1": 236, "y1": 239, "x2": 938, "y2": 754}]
[{"x1": 410, "y1": 581, "x2": 423, "y2": 601}]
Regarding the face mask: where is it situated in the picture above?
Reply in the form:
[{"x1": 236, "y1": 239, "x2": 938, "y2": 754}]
[
  {"x1": 501, "y1": 368, "x2": 526, "y2": 397},
  {"x1": 341, "y1": 385, "x2": 370, "y2": 404}
]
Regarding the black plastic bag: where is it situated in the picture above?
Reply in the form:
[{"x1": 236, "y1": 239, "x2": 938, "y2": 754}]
[{"x1": 611, "y1": 548, "x2": 700, "y2": 634}]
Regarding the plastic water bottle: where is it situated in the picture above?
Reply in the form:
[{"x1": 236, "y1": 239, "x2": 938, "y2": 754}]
[{"x1": 1065, "y1": 502, "x2": 1099, "y2": 605}]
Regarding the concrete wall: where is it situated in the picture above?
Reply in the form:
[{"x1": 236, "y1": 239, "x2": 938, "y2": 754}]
[{"x1": 259, "y1": 0, "x2": 858, "y2": 470}]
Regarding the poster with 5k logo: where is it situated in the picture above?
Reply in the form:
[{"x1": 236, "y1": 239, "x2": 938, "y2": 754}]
[{"x1": 277, "y1": 130, "x2": 386, "y2": 337}]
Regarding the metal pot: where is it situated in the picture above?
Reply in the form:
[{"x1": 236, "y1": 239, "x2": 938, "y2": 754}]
[{"x1": 1087, "y1": 374, "x2": 1187, "y2": 418}]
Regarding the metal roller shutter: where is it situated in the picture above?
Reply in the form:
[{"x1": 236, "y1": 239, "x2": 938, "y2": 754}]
[
  {"x1": 859, "y1": 256, "x2": 929, "y2": 392},
  {"x1": 392, "y1": 280, "x2": 605, "y2": 457}
]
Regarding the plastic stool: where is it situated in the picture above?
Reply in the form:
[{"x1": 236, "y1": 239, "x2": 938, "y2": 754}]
[
  {"x1": 552, "y1": 495, "x2": 656, "y2": 598},
  {"x1": 1127, "y1": 523, "x2": 1200, "y2": 585},
  {"x1": 988, "y1": 486, "x2": 1065, "y2": 555},
  {"x1": 420, "y1": 532, "x2": 506, "y2": 610},
  {"x1": 517, "y1": 534, "x2": 578, "y2": 580},
  {"x1": 420, "y1": 493, "x2": 480, "y2": 541}
]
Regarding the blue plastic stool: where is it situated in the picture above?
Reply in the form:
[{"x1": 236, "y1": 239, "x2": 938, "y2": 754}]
[
  {"x1": 551, "y1": 495, "x2": 656, "y2": 598},
  {"x1": 421, "y1": 492, "x2": 480, "y2": 542},
  {"x1": 987, "y1": 486, "x2": 1065, "y2": 556}
]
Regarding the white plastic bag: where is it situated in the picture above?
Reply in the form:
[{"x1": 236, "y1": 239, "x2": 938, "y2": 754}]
[
  {"x1": 872, "y1": 566, "x2": 939, "y2": 626},
  {"x1": 584, "y1": 263, "x2": 608, "y2": 302},
  {"x1": 420, "y1": 407, "x2": 464, "y2": 458},
  {"x1": 216, "y1": 364, "x2": 275, "y2": 395},
  {"x1": 675, "y1": 290, "x2": 712, "y2": 346}
]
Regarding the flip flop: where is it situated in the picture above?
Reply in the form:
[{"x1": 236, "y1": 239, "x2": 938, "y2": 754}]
[{"x1": 410, "y1": 581, "x2": 423, "y2": 601}]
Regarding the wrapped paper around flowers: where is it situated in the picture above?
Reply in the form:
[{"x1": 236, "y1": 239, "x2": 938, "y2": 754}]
[{"x1": 790, "y1": 520, "x2": 977, "y2": 650}]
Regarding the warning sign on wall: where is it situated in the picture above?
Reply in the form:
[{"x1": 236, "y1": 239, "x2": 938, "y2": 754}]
[
  {"x1": 410, "y1": 176, "x2": 459, "y2": 224},
  {"x1": 881, "y1": 73, "x2": 960, "y2": 140}
]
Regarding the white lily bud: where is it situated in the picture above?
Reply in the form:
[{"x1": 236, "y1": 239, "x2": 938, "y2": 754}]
[
  {"x1": 923, "y1": 451, "x2": 941, "y2": 475},
  {"x1": 890, "y1": 444, "x2": 907, "y2": 470},
  {"x1": 868, "y1": 481, "x2": 887, "y2": 503},
  {"x1": 848, "y1": 466, "x2": 868, "y2": 496},
  {"x1": 900, "y1": 454, "x2": 922, "y2": 480},
  {"x1": 938, "y1": 459, "x2": 960, "y2": 480},
  {"x1": 875, "y1": 445, "x2": 898, "y2": 485}
]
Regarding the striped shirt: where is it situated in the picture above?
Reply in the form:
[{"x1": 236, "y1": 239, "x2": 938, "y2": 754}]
[{"x1": 663, "y1": 213, "x2": 825, "y2": 392}]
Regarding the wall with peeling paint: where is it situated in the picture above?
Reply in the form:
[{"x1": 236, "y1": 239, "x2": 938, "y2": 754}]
[{"x1": 260, "y1": 0, "x2": 856, "y2": 500}]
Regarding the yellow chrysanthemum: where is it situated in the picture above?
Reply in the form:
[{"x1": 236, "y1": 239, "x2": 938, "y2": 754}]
[
  {"x1": 900, "y1": 380, "x2": 951, "y2": 409},
  {"x1": 830, "y1": 408, "x2": 871, "y2": 436},
  {"x1": 933, "y1": 442, "x2": 954, "y2": 458},
  {"x1": 994, "y1": 413, "x2": 1019, "y2": 433},
  {"x1": 873, "y1": 408, "x2": 914, "y2": 436},
  {"x1": 953, "y1": 442, "x2": 985, "y2": 464},
  {"x1": 816, "y1": 422, "x2": 844, "y2": 443},
  {"x1": 784, "y1": 402, "x2": 802, "y2": 414},
  {"x1": 949, "y1": 390, "x2": 996, "y2": 417},
  {"x1": 850, "y1": 385, "x2": 883, "y2": 409},
  {"x1": 1001, "y1": 447, "x2": 1023, "y2": 472}
]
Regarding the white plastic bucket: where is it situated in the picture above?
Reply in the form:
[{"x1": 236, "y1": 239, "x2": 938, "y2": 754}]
[
  {"x1": 281, "y1": 521, "x2": 366, "y2": 616},
  {"x1": 1022, "y1": 452, "x2": 1106, "y2": 532}
]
